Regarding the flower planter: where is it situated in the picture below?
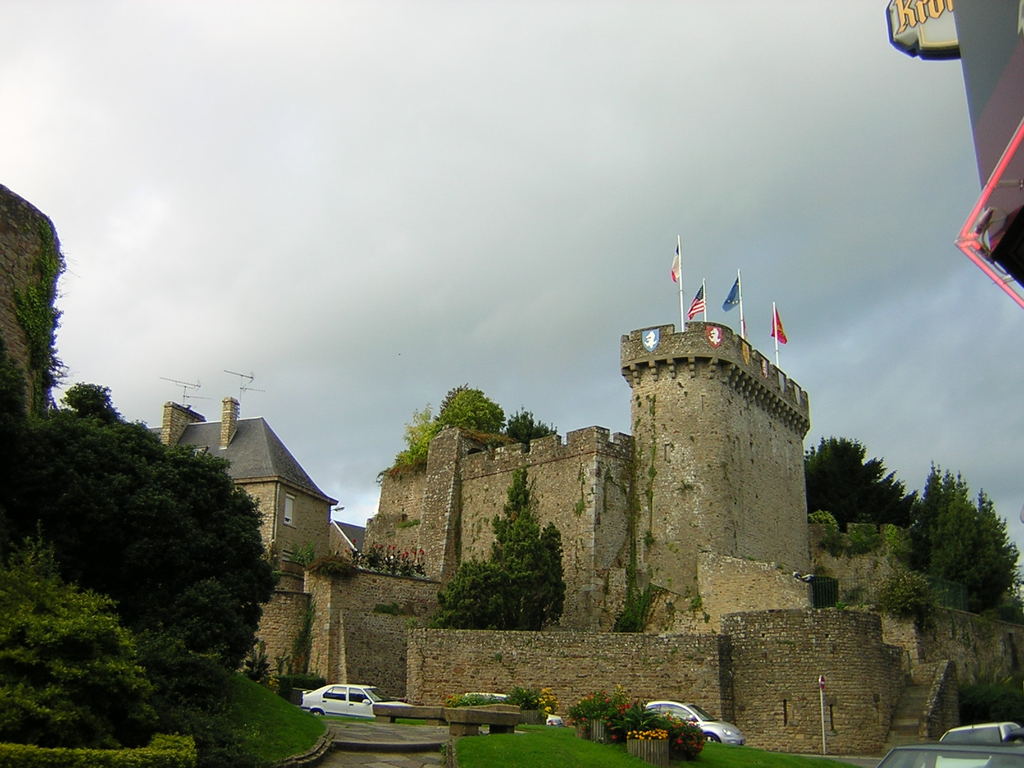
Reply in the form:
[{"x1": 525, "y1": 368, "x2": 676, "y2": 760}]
[
  {"x1": 627, "y1": 737, "x2": 669, "y2": 767},
  {"x1": 575, "y1": 723, "x2": 590, "y2": 740},
  {"x1": 519, "y1": 709, "x2": 546, "y2": 725},
  {"x1": 590, "y1": 720, "x2": 608, "y2": 743}
]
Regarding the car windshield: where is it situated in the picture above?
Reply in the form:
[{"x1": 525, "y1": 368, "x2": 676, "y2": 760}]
[
  {"x1": 363, "y1": 687, "x2": 384, "y2": 703},
  {"x1": 943, "y1": 729, "x2": 1004, "y2": 745},
  {"x1": 880, "y1": 747, "x2": 1024, "y2": 768},
  {"x1": 688, "y1": 705, "x2": 713, "y2": 720}
]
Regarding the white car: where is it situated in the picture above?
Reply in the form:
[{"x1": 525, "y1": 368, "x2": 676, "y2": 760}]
[
  {"x1": 940, "y1": 722, "x2": 1022, "y2": 744},
  {"x1": 300, "y1": 684, "x2": 408, "y2": 718},
  {"x1": 645, "y1": 701, "x2": 746, "y2": 745}
]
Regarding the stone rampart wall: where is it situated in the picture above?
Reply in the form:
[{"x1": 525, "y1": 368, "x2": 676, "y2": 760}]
[
  {"x1": 306, "y1": 570, "x2": 439, "y2": 695},
  {"x1": 256, "y1": 589, "x2": 310, "y2": 670},
  {"x1": 723, "y1": 609, "x2": 904, "y2": 754},
  {"x1": 406, "y1": 627, "x2": 729, "y2": 714},
  {"x1": 883, "y1": 609, "x2": 1024, "y2": 685},
  {"x1": 0, "y1": 184, "x2": 61, "y2": 412}
]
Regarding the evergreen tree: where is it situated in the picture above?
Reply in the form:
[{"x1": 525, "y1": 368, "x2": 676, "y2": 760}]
[
  {"x1": 804, "y1": 436, "x2": 915, "y2": 528},
  {"x1": 909, "y1": 466, "x2": 1018, "y2": 613},
  {"x1": 433, "y1": 468, "x2": 564, "y2": 630},
  {"x1": 504, "y1": 408, "x2": 557, "y2": 445}
]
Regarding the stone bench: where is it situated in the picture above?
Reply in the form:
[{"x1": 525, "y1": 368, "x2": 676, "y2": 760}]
[
  {"x1": 443, "y1": 704, "x2": 521, "y2": 737},
  {"x1": 372, "y1": 703, "x2": 447, "y2": 726}
]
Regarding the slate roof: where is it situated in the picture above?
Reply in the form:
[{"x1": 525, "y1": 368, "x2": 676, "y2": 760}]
[
  {"x1": 334, "y1": 521, "x2": 366, "y2": 551},
  {"x1": 166, "y1": 417, "x2": 336, "y2": 504}
]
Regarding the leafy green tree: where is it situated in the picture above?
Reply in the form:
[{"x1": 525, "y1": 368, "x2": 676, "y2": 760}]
[
  {"x1": 504, "y1": 408, "x2": 557, "y2": 445},
  {"x1": 393, "y1": 405, "x2": 439, "y2": 467},
  {"x1": 4, "y1": 403, "x2": 275, "y2": 666},
  {"x1": 908, "y1": 466, "x2": 1018, "y2": 613},
  {"x1": 0, "y1": 543, "x2": 155, "y2": 748},
  {"x1": 436, "y1": 386, "x2": 504, "y2": 434},
  {"x1": 804, "y1": 437, "x2": 916, "y2": 528},
  {"x1": 61, "y1": 382, "x2": 121, "y2": 423},
  {"x1": 433, "y1": 468, "x2": 564, "y2": 629}
]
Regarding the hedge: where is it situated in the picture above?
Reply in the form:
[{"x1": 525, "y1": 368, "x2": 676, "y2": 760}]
[{"x1": 0, "y1": 733, "x2": 195, "y2": 768}]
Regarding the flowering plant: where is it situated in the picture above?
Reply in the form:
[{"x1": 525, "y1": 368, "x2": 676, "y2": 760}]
[
  {"x1": 662, "y1": 714, "x2": 706, "y2": 760},
  {"x1": 538, "y1": 687, "x2": 559, "y2": 715},
  {"x1": 567, "y1": 687, "x2": 629, "y2": 732},
  {"x1": 353, "y1": 544, "x2": 426, "y2": 577}
]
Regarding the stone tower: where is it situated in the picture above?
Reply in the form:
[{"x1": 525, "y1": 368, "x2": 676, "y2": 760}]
[{"x1": 621, "y1": 323, "x2": 811, "y2": 626}]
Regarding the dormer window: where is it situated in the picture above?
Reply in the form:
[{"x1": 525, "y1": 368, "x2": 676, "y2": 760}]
[{"x1": 284, "y1": 494, "x2": 295, "y2": 526}]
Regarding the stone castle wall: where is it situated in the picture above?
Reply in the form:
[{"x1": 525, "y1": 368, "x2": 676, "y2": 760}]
[
  {"x1": 306, "y1": 569, "x2": 439, "y2": 697},
  {"x1": 257, "y1": 589, "x2": 310, "y2": 670},
  {"x1": 724, "y1": 609, "x2": 905, "y2": 754},
  {"x1": 0, "y1": 184, "x2": 62, "y2": 412},
  {"x1": 622, "y1": 323, "x2": 810, "y2": 606},
  {"x1": 406, "y1": 627, "x2": 731, "y2": 717}
]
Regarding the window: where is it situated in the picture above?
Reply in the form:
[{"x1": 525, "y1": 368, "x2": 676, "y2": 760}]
[{"x1": 284, "y1": 494, "x2": 295, "y2": 525}]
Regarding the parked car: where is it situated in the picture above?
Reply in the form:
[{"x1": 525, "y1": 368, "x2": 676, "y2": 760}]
[
  {"x1": 546, "y1": 714, "x2": 565, "y2": 726},
  {"x1": 645, "y1": 701, "x2": 745, "y2": 745},
  {"x1": 878, "y1": 741, "x2": 1024, "y2": 768},
  {"x1": 941, "y1": 722, "x2": 1023, "y2": 745},
  {"x1": 300, "y1": 684, "x2": 408, "y2": 718}
]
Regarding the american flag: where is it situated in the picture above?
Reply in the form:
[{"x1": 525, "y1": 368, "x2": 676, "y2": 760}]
[{"x1": 687, "y1": 284, "x2": 706, "y2": 320}]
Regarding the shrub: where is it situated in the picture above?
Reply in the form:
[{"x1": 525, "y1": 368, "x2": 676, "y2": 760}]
[
  {"x1": 0, "y1": 733, "x2": 197, "y2": 768},
  {"x1": 878, "y1": 568, "x2": 936, "y2": 626},
  {"x1": 566, "y1": 687, "x2": 629, "y2": 730},
  {"x1": 506, "y1": 687, "x2": 541, "y2": 711},
  {"x1": 538, "y1": 687, "x2": 559, "y2": 715},
  {"x1": 663, "y1": 714, "x2": 706, "y2": 760},
  {"x1": 274, "y1": 674, "x2": 325, "y2": 700},
  {"x1": 444, "y1": 692, "x2": 507, "y2": 708},
  {"x1": 847, "y1": 523, "x2": 883, "y2": 555},
  {"x1": 960, "y1": 680, "x2": 1024, "y2": 724}
]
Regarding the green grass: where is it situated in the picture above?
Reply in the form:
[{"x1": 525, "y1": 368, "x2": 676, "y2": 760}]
[
  {"x1": 456, "y1": 727, "x2": 863, "y2": 768},
  {"x1": 224, "y1": 675, "x2": 326, "y2": 763}
]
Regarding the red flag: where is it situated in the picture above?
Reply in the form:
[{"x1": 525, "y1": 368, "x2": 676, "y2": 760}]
[
  {"x1": 771, "y1": 306, "x2": 787, "y2": 344},
  {"x1": 670, "y1": 243, "x2": 681, "y2": 283}
]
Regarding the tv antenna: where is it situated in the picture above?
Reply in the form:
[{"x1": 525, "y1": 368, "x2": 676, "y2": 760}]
[
  {"x1": 160, "y1": 377, "x2": 208, "y2": 403},
  {"x1": 224, "y1": 370, "x2": 266, "y2": 401}
]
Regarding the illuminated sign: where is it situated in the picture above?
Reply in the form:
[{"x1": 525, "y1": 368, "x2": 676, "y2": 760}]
[{"x1": 887, "y1": 0, "x2": 960, "y2": 59}]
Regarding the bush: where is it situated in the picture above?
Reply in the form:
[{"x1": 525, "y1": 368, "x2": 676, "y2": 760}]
[
  {"x1": 847, "y1": 523, "x2": 883, "y2": 555},
  {"x1": 566, "y1": 688, "x2": 629, "y2": 730},
  {"x1": 878, "y1": 568, "x2": 936, "y2": 626},
  {"x1": 274, "y1": 674, "x2": 325, "y2": 700},
  {"x1": 960, "y1": 680, "x2": 1024, "y2": 724},
  {"x1": 443, "y1": 692, "x2": 508, "y2": 708},
  {"x1": 0, "y1": 733, "x2": 196, "y2": 768},
  {"x1": 506, "y1": 687, "x2": 541, "y2": 710}
]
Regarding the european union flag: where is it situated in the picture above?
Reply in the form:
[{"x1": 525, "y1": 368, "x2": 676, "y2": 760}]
[{"x1": 723, "y1": 278, "x2": 740, "y2": 311}]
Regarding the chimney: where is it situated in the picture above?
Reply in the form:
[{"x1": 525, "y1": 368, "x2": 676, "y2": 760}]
[
  {"x1": 220, "y1": 397, "x2": 239, "y2": 449},
  {"x1": 161, "y1": 402, "x2": 205, "y2": 446}
]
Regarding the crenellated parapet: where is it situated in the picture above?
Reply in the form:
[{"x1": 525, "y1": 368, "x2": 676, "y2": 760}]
[
  {"x1": 459, "y1": 426, "x2": 632, "y2": 480},
  {"x1": 620, "y1": 322, "x2": 809, "y2": 436}
]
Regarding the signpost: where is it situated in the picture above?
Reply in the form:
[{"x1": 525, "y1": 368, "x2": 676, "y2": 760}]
[{"x1": 818, "y1": 675, "x2": 827, "y2": 755}]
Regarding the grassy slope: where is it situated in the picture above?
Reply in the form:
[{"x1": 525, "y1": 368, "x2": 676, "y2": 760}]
[
  {"x1": 456, "y1": 727, "x2": 863, "y2": 768},
  {"x1": 225, "y1": 675, "x2": 326, "y2": 763}
]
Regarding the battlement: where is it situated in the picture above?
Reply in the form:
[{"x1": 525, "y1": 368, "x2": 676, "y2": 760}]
[
  {"x1": 460, "y1": 425, "x2": 633, "y2": 479},
  {"x1": 621, "y1": 322, "x2": 809, "y2": 436}
]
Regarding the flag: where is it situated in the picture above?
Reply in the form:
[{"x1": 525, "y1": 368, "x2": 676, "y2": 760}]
[
  {"x1": 771, "y1": 306, "x2": 788, "y2": 344},
  {"x1": 723, "y1": 278, "x2": 740, "y2": 311},
  {"x1": 687, "y1": 284, "x2": 705, "y2": 320},
  {"x1": 670, "y1": 243, "x2": 681, "y2": 283}
]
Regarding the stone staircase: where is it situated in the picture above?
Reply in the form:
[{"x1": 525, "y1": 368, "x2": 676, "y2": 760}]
[{"x1": 884, "y1": 680, "x2": 931, "y2": 749}]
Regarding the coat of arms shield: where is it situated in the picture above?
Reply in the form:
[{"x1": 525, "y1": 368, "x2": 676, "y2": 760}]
[
  {"x1": 642, "y1": 328, "x2": 660, "y2": 352},
  {"x1": 705, "y1": 325, "x2": 723, "y2": 348}
]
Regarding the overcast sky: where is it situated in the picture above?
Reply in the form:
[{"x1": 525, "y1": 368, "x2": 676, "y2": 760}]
[{"x1": 3, "y1": 2, "x2": 1020, "y2": 551}]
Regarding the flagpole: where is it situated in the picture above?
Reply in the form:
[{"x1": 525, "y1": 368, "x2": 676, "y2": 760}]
[
  {"x1": 701, "y1": 278, "x2": 708, "y2": 322},
  {"x1": 737, "y1": 269, "x2": 745, "y2": 339},
  {"x1": 772, "y1": 301, "x2": 780, "y2": 367},
  {"x1": 677, "y1": 235, "x2": 685, "y2": 332}
]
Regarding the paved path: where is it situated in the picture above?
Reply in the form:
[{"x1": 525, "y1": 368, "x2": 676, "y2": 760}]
[{"x1": 317, "y1": 721, "x2": 447, "y2": 768}]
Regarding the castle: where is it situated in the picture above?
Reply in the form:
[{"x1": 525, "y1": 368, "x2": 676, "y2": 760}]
[{"x1": 365, "y1": 322, "x2": 813, "y2": 633}]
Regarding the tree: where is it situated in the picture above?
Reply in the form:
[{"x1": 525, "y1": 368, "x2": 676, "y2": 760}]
[
  {"x1": 61, "y1": 382, "x2": 121, "y2": 423},
  {"x1": 909, "y1": 466, "x2": 1018, "y2": 613},
  {"x1": 393, "y1": 405, "x2": 439, "y2": 467},
  {"x1": 504, "y1": 408, "x2": 557, "y2": 445},
  {"x1": 804, "y1": 437, "x2": 916, "y2": 528},
  {"x1": 0, "y1": 543, "x2": 155, "y2": 748},
  {"x1": 433, "y1": 468, "x2": 564, "y2": 630},
  {"x1": 436, "y1": 386, "x2": 505, "y2": 434}
]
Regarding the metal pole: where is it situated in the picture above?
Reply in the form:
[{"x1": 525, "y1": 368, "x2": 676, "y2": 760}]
[{"x1": 819, "y1": 675, "x2": 827, "y2": 755}]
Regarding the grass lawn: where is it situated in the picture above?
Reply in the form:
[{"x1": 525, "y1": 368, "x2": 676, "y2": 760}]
[
  {"x1": 225, "y1": 675, "x2": 326, "y2": 763},
  {"x1": 456, "y1": 726, "x2": 864, "y2": 768}
]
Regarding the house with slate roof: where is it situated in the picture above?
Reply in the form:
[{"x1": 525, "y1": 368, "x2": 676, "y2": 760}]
[{"x1": 158, "y1": 397, "x2": 337, "y2": 566}]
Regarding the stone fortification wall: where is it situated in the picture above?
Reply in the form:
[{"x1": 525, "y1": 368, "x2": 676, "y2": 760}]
[
  {"x1": 406, "y1": 627, "x2": 730, "y2": 716},
  {"x1": 0, "y1": 184, "x2": 62, "y2": 413},
  {"x1": 723, "y1": 609, "x2": 904, "y2": 754},
  {"x1": 883, "y1": 609, "x2": 1024, "y2": 685},
  {"x1": 368, "y1": 426, "x2": 635, "y2": 629},
  {"x1": 457, "y1": 426, "x2": 633, "y2": 630},
  {"x1": 621, "y1": 323, "x2": 810, "y2": 605},
  {"x1": 256, "y1": 589, "x2": 310, "y2": 670},
  {"x1": 656, "y1": 553, "x2": 810, "y2": 633},
  {"x1": 306, "y1": 570, "x2": 439, "y2": 695},
  {"x1": 808, "y1": 524, "x2": 901, "y2": 606}
]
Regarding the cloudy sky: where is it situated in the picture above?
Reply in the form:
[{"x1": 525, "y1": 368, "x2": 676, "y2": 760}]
[{"x1": 3, "y1": 2, "x2": 1020, "y2": 548}]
